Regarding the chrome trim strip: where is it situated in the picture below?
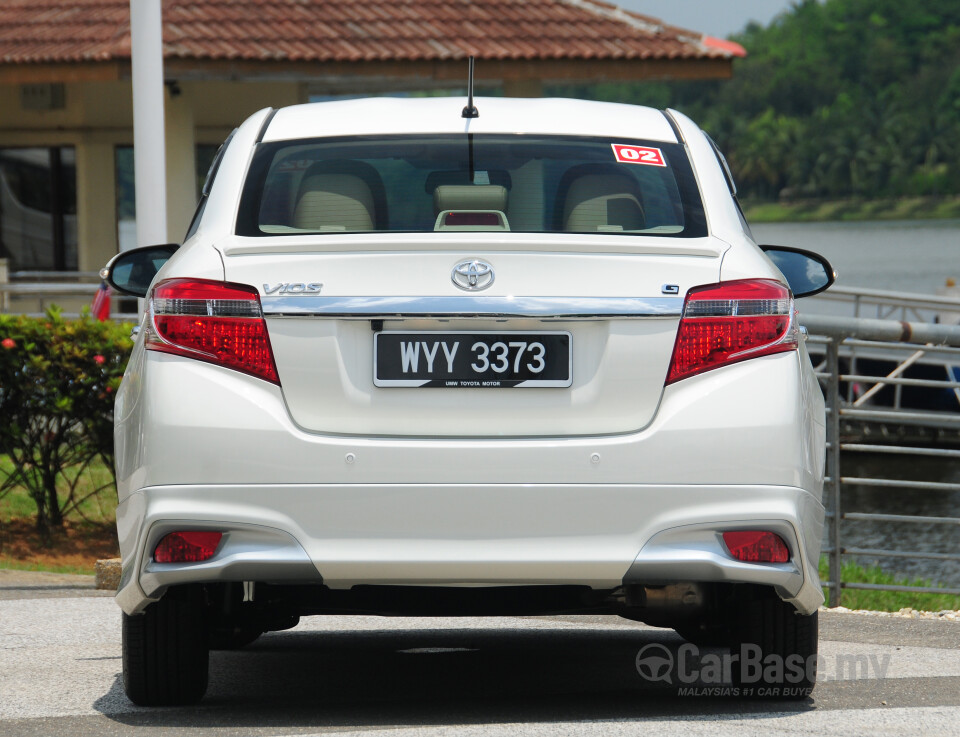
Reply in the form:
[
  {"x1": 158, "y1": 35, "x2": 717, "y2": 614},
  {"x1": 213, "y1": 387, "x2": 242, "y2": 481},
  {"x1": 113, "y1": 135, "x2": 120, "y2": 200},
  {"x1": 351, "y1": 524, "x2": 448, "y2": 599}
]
[{"x1": 261, "y1": 296, "x2": 683, "y2": 319}]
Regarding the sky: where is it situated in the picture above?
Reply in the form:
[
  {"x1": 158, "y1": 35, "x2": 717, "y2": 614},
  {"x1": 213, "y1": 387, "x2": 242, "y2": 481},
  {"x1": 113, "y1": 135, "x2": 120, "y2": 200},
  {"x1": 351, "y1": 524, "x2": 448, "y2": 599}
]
[{"x1": 614, "y1": 0, "x2": 799, "y2": 38}]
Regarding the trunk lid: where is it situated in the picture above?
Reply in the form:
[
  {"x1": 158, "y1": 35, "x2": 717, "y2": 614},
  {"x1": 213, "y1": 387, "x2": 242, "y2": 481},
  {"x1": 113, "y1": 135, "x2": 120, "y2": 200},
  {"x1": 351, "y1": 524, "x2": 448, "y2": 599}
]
[{"x1": 219, "y1": 235, "x2": 724, "y2": 437}]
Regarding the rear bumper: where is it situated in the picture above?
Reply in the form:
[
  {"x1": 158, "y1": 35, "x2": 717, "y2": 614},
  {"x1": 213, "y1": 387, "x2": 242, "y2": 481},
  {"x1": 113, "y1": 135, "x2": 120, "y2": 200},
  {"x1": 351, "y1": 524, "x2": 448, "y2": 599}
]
[
  {"x1": 117, "y1": 349, "x2": 825, "y2": 495},
  {"x1": 115, "y1": 339, "x2": 826, "y2": 616},
  {"x1": 116, "y1": 481, "x2": 824, "y2": 616}
]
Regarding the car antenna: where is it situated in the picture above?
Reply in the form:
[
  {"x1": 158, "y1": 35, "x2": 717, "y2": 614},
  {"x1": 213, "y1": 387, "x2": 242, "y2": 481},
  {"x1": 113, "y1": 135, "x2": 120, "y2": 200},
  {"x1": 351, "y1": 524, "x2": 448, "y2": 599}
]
[{"x1": 461, "y1": 56, "x2": 479, "y2": 119}]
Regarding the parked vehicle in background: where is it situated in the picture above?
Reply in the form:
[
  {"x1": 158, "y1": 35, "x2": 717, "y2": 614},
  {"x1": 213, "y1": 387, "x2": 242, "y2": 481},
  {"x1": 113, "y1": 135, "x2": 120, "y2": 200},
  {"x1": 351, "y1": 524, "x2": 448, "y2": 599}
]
[{"x1": 104, "y1": 96, "x2": 834, "y2": 705}]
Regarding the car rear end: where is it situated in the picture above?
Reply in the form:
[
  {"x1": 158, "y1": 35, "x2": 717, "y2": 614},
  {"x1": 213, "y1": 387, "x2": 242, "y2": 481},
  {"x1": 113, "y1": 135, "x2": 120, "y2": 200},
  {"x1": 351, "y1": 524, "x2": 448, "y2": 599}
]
[{"x1": 113, "y1": 98, "x2": 825, "y2": 704}]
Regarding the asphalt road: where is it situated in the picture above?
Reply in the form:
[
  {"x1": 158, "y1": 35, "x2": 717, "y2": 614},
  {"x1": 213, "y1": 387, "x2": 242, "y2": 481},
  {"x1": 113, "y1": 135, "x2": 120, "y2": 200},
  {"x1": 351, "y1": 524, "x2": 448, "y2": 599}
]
[{"x1": 2, "y1": 570, "x2": 959, "y2": 737}]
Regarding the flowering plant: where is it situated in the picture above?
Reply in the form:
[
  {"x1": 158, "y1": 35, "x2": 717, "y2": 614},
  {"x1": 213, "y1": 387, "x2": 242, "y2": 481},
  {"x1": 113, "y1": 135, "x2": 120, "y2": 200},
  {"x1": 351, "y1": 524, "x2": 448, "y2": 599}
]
[{"x1": 0, "y1": 308, "x2": 134, "y2": 533}]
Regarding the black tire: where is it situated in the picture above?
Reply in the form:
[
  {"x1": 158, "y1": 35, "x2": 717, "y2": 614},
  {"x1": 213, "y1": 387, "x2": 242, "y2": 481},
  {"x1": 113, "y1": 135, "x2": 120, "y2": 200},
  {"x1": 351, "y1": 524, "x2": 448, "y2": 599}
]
[
  {"x1": 122, "y1": 585, "x2": 210, "y2": 706},
  {"x1": 732, "y1": 596, "x2": 818, "y2": 699}
]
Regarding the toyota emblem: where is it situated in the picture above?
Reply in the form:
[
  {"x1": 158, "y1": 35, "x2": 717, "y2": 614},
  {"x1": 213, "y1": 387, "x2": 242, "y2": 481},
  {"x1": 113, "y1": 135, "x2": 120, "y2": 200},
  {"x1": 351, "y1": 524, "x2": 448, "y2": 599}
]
[{"x1": 452, "y1": 259, "x2": 495, "y2": 291}]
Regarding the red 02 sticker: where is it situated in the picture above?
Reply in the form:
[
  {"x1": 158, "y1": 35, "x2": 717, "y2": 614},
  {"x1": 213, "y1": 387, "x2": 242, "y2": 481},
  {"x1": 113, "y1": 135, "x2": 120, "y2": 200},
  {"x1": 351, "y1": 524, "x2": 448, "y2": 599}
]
[{"x1": 611, "y1": 144, "x2": 667, "y2": 167}]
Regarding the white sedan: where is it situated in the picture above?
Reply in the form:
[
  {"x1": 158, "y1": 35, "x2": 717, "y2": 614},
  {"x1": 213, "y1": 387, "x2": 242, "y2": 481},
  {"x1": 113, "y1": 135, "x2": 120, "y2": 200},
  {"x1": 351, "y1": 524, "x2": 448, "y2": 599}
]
[{"x1": 105, "y1": 96, "x2": 833, "y2": 705}]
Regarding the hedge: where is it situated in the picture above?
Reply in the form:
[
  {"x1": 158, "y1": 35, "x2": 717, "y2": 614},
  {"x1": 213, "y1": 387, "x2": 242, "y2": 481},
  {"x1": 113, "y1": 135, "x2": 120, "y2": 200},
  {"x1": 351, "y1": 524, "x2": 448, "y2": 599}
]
[{"x1": 0, "y1": 309, "x2": 133, "y2": 533}]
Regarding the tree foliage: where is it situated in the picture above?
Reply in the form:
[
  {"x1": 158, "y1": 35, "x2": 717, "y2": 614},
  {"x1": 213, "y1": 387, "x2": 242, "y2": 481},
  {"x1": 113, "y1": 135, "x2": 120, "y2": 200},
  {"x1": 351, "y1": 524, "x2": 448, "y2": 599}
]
[{"x1": 549, "y1": 0, "x2": 960, "y2": 201}]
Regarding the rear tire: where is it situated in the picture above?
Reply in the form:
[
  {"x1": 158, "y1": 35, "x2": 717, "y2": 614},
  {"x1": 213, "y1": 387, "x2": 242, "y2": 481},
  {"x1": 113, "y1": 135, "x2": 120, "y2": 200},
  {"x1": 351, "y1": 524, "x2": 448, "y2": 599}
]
[
  {"x1": 122, "y1": 585, "x2": 209, "y2": 706},
  {"x1": 732, "y1": 596, "x2": 818, "y2": 699}
]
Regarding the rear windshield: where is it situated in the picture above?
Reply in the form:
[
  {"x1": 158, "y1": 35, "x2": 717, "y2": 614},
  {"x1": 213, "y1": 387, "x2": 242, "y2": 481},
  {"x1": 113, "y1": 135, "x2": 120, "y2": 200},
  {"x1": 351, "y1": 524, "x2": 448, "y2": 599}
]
[{"x1": 236, "y1": 135, "x2": 706, "y2": 238}]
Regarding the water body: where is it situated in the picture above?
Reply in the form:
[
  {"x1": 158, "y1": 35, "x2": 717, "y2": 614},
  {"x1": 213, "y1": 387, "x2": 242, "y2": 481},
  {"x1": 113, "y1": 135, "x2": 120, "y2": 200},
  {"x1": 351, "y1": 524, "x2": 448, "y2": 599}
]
[
  {"x1": 755, "y1": 220, "x2": 960, "y2": 591},
  {"x1": 752, "y1": 218, "x2": 960, "y2": 295},
  {"x1": 838, "y1": 453, "x2": 960, "y2": 590}
]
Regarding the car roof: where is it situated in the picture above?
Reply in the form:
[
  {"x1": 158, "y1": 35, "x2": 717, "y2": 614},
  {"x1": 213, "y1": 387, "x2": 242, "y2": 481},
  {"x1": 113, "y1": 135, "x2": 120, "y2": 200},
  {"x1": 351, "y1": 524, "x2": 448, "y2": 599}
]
[{"x1": 262, "y1": 97, "x2": 679, "y2": 144}]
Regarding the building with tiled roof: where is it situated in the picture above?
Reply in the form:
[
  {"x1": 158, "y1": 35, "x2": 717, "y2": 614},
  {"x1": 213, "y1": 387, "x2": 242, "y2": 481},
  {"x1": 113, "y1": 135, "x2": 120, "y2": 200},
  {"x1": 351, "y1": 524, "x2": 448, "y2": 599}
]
[{"x1": 0, "y1": 0, "x2": 743, "y2": 283}]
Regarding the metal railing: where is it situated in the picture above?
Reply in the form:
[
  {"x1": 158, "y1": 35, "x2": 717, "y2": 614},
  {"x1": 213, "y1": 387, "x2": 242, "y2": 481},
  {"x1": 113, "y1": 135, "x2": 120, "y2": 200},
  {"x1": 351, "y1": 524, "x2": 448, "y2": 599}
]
[
  {"x1": 0, "y1": 270, "x2": 137, "y2": 321},
  {"x1": 808, "y1": 283, "x2": 960, "y2": 324},
  {"x1": 803, "y1": 309, "x2": 960, "y2": 605}
]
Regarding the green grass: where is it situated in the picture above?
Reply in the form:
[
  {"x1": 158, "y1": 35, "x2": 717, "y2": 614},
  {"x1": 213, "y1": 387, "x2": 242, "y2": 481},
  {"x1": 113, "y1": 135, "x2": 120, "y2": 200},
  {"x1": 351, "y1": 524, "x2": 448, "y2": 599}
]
[
  {"x1": 819, "y1": 557, "x2": 960, "y2": 612},
  {"x1": 742, "y1": 195, "x2": 960, "y2": 223},
  {"x1": 0, "y1": 559, "x2": 98, "y2": 576}
]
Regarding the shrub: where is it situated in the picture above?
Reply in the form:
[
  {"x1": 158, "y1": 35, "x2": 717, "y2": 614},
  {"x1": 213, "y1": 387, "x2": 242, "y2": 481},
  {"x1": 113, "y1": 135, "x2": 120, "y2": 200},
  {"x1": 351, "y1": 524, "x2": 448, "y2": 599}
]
[{"x1": 0, "y1": 308, "x2": 133, "y2": 534}]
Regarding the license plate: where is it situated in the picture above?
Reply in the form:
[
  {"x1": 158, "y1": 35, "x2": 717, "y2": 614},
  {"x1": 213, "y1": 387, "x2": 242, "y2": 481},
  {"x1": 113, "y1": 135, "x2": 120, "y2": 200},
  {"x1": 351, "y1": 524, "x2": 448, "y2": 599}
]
[{"x1": 374, "y1": 331, "x2": 571, "y2": 388}]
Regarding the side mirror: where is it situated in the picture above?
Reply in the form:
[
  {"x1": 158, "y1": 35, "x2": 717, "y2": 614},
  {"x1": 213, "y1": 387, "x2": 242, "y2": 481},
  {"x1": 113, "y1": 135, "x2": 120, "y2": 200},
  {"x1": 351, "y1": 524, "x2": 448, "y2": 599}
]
[
  {"x1": 100, "y1": 244, "x2": 180, "y2": 298},
  {"x1": 760, "y1": 245, "x2": 836, "y2": 298}
]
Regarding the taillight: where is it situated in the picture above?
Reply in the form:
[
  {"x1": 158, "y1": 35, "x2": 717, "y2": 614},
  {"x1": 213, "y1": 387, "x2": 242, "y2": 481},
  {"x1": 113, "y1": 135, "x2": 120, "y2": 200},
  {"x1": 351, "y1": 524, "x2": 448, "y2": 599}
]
[
  {"x1": 154, "y1": 531, "x2": 223, "y2": 563},
  {"x1": 722, "y1": 530, "x2": 790, "y2": 563},
  {"x1": 666, "y1": 279, "x2": 796, "y2": 384},
  {"x1": 146, "y1": 278, "x2": 279, "y2": 384}
]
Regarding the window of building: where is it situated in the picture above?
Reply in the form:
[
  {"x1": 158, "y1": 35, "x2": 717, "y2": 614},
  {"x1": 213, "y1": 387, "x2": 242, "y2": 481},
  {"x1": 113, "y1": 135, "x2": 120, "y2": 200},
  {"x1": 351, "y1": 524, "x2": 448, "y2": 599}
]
[
  {"x1": 115, "y1": 146, "x2": 137, "y2": 251},
  {"x1": 0, "y1": 147, "x2": 77, "y2": 271},
  {"x1": 115, "y1": 144, "x2": 223, "y2": 250}
]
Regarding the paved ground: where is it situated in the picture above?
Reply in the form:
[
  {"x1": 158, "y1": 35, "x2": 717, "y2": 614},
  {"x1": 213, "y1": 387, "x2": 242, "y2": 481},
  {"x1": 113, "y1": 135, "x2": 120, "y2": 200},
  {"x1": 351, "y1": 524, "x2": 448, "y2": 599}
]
[{"x1": 2, "y1": 571, "x2": 959, "y2": 736}]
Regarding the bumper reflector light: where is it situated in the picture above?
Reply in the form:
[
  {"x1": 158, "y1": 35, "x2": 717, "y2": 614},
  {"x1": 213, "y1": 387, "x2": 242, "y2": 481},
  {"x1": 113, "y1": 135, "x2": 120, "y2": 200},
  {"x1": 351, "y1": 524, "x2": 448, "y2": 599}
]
[
  {"x1": 154, "y1": 531, "x2": 223, "y2": 563},
  {"x1": 722, "y1": 530, "x2": 790, "y2": 563}
]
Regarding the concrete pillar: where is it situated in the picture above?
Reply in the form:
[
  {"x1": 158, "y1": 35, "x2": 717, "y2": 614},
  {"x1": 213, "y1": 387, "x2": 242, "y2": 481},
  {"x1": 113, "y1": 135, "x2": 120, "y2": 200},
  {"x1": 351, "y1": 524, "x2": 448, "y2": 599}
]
[
  {"x1": 74, "y1": 141, "x2": 118, "y2": 272},
  {"x1": 164, "y1": 89, "x2": 197, "y2": 243},
  {"x1": 503, "y1": 78, "x2": 543, "y2": 97},
  {"x1": 129, "y1": 0, "x2": 167, "y2": 248}
]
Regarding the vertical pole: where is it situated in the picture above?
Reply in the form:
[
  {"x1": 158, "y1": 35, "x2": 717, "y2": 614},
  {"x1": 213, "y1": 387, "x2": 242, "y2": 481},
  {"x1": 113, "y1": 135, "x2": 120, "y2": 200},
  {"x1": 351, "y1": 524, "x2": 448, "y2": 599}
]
[
  {"x1": 848, "y1": 299, "x2": 859, "y2": 405},
  {"x1": 129, "y1": 0, "x2": 167, "y2": 250},
  {"x1": 0, "y1": 258, "x2": 8, "y2": 312},
  {"x1": 826, "y1": 339, "x2": 843, "y2": 607}
]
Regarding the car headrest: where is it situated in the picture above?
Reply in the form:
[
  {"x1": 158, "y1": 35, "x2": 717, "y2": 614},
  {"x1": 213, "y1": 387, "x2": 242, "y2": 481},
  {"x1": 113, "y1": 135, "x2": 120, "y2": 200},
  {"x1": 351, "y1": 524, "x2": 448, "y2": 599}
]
[
  {"x1": 292, "y1": 160, "x2": 387, "y2": 232},
  {"x1": 433, "y1": 185, "x2": 508, "y2": 215},
  {"x1": 561, "y1": 170, "x2": 645, "y2": 233},
  {"x1": 294, "y1": 173, "x2": 376, "y2": 231}
]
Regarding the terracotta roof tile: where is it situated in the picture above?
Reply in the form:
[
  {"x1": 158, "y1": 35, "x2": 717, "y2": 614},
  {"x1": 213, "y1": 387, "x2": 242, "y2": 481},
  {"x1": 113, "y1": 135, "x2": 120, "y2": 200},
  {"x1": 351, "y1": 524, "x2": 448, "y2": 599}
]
[{"x1": 0, "y1": 0, "x2": 740, "y2": 66}]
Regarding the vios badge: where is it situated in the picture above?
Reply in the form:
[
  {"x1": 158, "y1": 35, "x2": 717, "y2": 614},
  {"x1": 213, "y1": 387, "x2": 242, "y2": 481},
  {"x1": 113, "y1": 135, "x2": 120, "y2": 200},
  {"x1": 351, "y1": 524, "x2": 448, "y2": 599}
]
[{"x1": 452, "y1": 259, "x2": 495, "y2": 291}]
